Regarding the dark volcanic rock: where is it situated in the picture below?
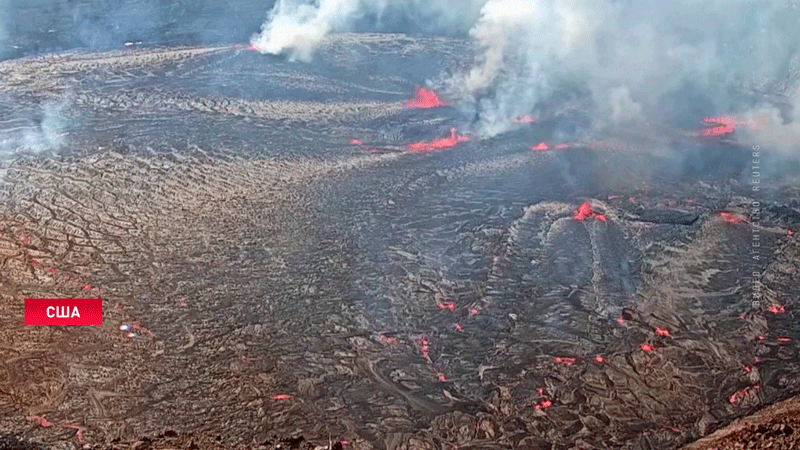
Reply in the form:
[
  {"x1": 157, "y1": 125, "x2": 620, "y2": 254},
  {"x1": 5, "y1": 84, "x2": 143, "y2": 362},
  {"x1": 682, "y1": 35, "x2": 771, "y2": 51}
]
[
  {"x1": 0, "y1": 33, "x2": 799, "y2": 450},
  {"x1": 626, "y1": 208, "x2": 701, "y2": 225}
]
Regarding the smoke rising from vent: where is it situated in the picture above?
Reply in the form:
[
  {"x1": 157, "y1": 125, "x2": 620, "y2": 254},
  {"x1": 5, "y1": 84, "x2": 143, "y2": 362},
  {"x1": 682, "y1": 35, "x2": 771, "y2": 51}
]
[
  {"x1": 252, "y1": 0, "x2": 800, "y2": 150},
  {"x1": 0, "y1": 100, "x2": 70, "y2": 159}
]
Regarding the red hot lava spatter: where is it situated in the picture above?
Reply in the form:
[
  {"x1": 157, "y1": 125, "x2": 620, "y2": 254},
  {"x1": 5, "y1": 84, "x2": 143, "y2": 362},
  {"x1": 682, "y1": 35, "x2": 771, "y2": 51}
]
[
  {"x1": 574, "y1": 202, "x2": 607, "y2": 222},
  {"x1": 406, "y1": 128, "x2": 470, "y2": 153},
  {"x1": 403, "y1": 87, "x2": 447, "y2": 109}
]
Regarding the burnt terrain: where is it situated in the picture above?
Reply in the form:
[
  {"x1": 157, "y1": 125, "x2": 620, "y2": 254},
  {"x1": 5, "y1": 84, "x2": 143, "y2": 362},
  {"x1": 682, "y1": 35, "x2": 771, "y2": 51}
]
[{"x1": 0, "y1": 34, "x2": 799, "y2": 450}]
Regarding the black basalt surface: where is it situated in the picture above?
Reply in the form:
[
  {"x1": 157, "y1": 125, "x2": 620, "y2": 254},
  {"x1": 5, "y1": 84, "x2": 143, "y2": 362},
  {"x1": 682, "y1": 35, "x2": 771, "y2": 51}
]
[{"x1": 0, "y1": 33, "x2": 799, "y2": 450}]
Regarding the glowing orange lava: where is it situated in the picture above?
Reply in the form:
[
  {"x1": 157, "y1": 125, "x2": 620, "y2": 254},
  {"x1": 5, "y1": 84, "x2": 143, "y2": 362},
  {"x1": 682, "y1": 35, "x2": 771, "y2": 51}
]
[
  {"x1": 729, "y1": 386, "x2": 758, "y2": 404},
  {"x1": 246, "y1": 44, "x2": 257, "y2": 52},
  {"x1": 554, "y1": 357, "x2": 577, "y2": 365},
  {"x1": 514, "y1": 115, "x2": 536, "y2": 124},
  {"x1": 700, "y1": 116, "x2": 736, "y2": 137},
  {"x1": 574, "y1": 202, "x2": 607, "y2": 222},
  {"x1": 719, "y1": 212, "x2": 748, "y2": 224},
  {"x1": 273, "y1": 394, "x2": 291, "y2": 400},
  {"x1": 350, "y1": 139, "x2": 363, "y2": 145},
  {"x1": 595, "y1": 355, "x2": 605, "y2": 363},
  {"x1": 406, "y1": 128, "x2": 470, "y2": 153},
  {"x1": 641, "y1": 344, "x2": 654, "y2": 352},
  {"x1": 768, "y1": 305, "x2": 785, "y2": 314},
  {"x1": 655, "y1": 327, "x2": 671, "y2": 337},
  {"x1": 531, "y1": 142, "x2": 549, "y2": 151},
  {"x1": 403, "y1": 86, "x2": 447, "y2": 109}
]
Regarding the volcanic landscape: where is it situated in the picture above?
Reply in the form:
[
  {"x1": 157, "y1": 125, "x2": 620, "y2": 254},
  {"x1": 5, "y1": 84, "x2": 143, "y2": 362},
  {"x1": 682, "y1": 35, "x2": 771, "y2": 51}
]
[{"x1": 0, "y1": 32, "x2": 799, "y2": 450}]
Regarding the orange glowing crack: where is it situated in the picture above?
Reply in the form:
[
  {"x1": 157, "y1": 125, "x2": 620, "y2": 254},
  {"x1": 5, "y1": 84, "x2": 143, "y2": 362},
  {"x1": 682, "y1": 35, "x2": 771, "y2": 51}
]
[
  {"x1": 595, "y1": 355, "x2": 605, "y2": 363},
  {"x1": 437, "y1": 301, "x2": 455, "y2": 310},
  {"x1": 554, "y1": 357, "x2": 577, "y2": 365},
  {"x1": 655, "y1": 327, "x2": 671, "y2": 337},
  {"x1": 272, "y1": 394, "x2": 291, "y2": 400},
  {"x1": 641, "y1": 343, "x2": 654, "y2": 352},
  {"x1": 350, "y1": 139, "x2": 363, "y2": 146},
  {"x1": 403, "y1": 86, "x2": 447, "y2": 109},
  {"x1": 406, "y1": 128, "x2": 470, "y2": 153},
  {"x1": 63, "y1": 423, "x2": 84, "y2": 442},
  {"x1": 31, "y1": 416, "x2": 51, "y2": 427}
]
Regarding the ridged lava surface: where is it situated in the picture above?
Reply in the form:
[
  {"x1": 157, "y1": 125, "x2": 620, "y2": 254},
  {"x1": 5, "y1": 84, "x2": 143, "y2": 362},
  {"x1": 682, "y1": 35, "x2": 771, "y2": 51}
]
[{"x1": 0, "y1": 34, "x2": 799, "y2": 450}]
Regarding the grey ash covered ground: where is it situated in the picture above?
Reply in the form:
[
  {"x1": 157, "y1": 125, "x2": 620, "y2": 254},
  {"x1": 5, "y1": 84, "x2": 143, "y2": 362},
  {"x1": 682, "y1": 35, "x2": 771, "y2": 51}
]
[{"x1": 1, "y1": 34, "x2": 799, "y2": 450}]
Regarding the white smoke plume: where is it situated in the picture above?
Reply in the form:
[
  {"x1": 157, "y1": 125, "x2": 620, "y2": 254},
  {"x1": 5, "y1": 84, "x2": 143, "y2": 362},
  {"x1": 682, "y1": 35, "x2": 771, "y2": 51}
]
[
  {"x1": 250, "y1": 0, "x2": 487, "y2": 61},
  {"x1": 253, "y1": 0, "x2": 800, "y2": 150},
  {"x1": 0, "y1": 100, "x2": 70, "y2": 159}
]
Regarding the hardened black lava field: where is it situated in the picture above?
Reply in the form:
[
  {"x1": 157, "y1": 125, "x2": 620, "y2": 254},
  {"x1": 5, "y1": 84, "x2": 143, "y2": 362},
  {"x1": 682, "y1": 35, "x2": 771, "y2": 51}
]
[{"x1": 1, "y1": 31, "x2": 800, "y2": 450}]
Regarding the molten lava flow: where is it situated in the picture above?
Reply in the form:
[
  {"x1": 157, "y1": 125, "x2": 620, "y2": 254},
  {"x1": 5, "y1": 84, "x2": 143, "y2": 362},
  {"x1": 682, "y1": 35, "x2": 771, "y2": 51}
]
[
  {"x1": 531, "y1": 142, "x2": 549, "y2": 151},
  {"x1": 403, "y1": 86, "x2": 447, "y2": 109},
  {"x1": 574, "y1": 202, "x2": 607, "y2": 222},
  {"x1": 406, "y1": 128, "x2": 470, "y2": 153},
  {"x1": 350, "y1": 139, "x2": 362, "y2": 146},
  {"x1": 719, "y1": 212, "x2": 748, "y2": 224},
  {"x1": 272, "y1": 394, "x2": 291, "y2": 400},
  {"x1": 768, "y1": 305, "x2": 785, "y2": 314},
  {"x1": 595, "y1": 355, "x2": 605, "y2": 363},
  {"x1": 655, "y1": 327, "x2": 671, "y2": 337},
  {"x1": 554, "y1": 357, "x2": 577, "y2": 365},
  {"x1": 246, "y1": 44, "x2": 258, "y2": 52},
  {"x1": 514, "y1": 115, "x2": 536, "y2": 124},
  {"x1": 700, "y1": 116, "x2": 737, "y2": 137},
  {"x1": 641, "y1": 344, "x2": 654, "y2": 352},
  {"x1": 437, "y1": 301, "x2": 455, "y2": 310},
  {"x1": 532, "y1": 142, "x2": 572, "y2": 151}
]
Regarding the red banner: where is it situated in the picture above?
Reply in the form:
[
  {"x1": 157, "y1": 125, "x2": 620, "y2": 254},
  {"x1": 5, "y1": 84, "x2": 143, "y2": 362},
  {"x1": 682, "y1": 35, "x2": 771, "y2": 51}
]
[{"x1": 25, "y1": 298, "x2": 103, "y2": 325}]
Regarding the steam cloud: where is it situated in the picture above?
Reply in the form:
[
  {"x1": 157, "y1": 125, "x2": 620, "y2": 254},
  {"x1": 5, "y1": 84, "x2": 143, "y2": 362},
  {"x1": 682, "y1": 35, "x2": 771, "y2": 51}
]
[
  {"x1": 252, "y1": 0, "x2": 800, "y2": 151},
  {"x1": 0, "y1": 100, "x2": 70, "y2": 159}
]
